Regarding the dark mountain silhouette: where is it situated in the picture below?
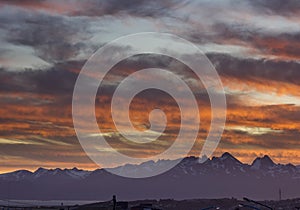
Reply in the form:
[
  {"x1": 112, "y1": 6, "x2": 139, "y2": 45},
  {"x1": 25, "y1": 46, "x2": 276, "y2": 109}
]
[
  {"x1": 251, "y1": 155, "x2": 275, "y2": 170},
  {"x1": 1, "y1": 153, "x2": 299, "y2": 200}
]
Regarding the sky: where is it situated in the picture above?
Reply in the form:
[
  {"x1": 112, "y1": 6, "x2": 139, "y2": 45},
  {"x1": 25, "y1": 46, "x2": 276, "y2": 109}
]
[{"x1": 0, "y1": 0, "x2": 300, "y2": 173}]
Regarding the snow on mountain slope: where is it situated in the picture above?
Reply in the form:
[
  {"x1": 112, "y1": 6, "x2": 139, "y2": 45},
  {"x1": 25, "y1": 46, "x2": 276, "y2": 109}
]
[
  {"x1": 0, "y1": 170, "x2": 32, "y2": 181},
  {"x1": 2, "y1": 153, "x2": 300, "y2": 181},
  {"x1": 0, "y1": 167, "x2": 91, "y2": 181},
  {"x1": 1, "y1": 153, "x2": 300, "y2": 200},
  {"x1": 103, "y1": 152, "x2": 300, "y2": 179}
]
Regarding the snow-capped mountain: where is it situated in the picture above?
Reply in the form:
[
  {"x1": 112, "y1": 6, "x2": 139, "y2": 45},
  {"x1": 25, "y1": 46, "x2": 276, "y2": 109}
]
[
  {"x1": 0, "y1": 153, "x2": 299, "y2": 200},
  {"x1": 0, "y1": 167, "x2": 91, "y2": 181}
]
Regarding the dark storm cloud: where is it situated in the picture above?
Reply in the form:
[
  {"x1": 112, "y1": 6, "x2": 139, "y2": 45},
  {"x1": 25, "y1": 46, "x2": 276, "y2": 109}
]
[
  {"x1": 183, "y1": 20, "x2": 300, "y2": 61},
  {"x1": 71, "y1": 0, "x2": 185, "y2": 18},
  {"x1": 212, "y1": 23, "x2": 300, "y2": 59},
  {"x1": 247, "y1": 0, "x2": 300, "y2": 16},
  {"x1": 0, "y1": 8, "x2": 90, "y2": 63},
  {"x1": 1, "y1": 0, "x2": 186, "y2": 18},
  {"x1": 0, "y1": 60, "x2": 83, "y2": 95},
  {"x1": 2, "y1": 50, "x2": 300, "y2": 122},
  {"x1": 207, "y1": 53, "x2": 300, "y2": 87}
]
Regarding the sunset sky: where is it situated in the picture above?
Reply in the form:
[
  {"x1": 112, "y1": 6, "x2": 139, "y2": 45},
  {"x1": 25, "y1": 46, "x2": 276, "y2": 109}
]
[{"x1": 1, "y1": 0, "x2": 300, "y2": 173}]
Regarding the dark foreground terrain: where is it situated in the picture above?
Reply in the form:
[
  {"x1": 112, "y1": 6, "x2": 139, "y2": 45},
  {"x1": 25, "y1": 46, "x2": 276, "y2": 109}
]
[
  {"x1": 77, "y1": 197, "x2": 300, "y2": 210},
  {"x1": 1, "y1": 198, "x2": 300, "y2": 210}
]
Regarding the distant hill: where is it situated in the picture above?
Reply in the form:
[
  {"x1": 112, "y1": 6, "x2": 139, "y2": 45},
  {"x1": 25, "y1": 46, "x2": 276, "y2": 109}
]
[{"x1": 1, "y1": 153, "x2": 300, "y2": 200}]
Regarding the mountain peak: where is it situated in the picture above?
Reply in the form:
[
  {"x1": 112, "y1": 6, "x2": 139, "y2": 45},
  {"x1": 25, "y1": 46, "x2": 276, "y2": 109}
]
[
  {"x1": 262, "y1": 155, "x2": 273, "y2": 161},
  {"x1": 182, "y1": 156, "x2": 198, "y2": 162},
  {"x1": 71, "y1": 167, "x2": 79, "y2": 171},
  {"x1": 219, "y1": 152, "x2": 241, "y2": 163},
  {"x1": 221, "y1": 152, "x2": 234, "y2": 159},
  {"x1": 34, "y1": 167, "x2": 47, "y2": 173},
  {"x1": 251, "y1": 155, "x2": 275, "y2": 170},
  {"x1": 210, "y1": 152, "x2": 243, "y2": 167}
]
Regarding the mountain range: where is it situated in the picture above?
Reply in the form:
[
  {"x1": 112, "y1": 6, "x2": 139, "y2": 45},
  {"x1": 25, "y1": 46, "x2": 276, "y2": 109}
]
[{"x1": 1, "y1": 152, "x2": 300, "y2": 201}]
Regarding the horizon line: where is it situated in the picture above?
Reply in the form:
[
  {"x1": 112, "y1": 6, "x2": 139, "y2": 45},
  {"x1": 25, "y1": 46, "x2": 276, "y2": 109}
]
[{"x1": 1, "y1": 152, "x2": 299, "y2": 175}]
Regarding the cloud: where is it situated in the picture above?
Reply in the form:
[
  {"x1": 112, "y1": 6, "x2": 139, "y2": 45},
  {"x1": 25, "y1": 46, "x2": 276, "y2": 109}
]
[
  {"x1": 0, "y1": 51, "x2": 300, "y2": 168},
  {"x1": 0, "y1": 7, "x2": 90, "y2": 64},
  {"x1": 209, "y1": 24, "x2": 300, "y2": 60},
  {"x1": 1, "y1": 0, "x2": 300, "y2": 171},
  {"x1": 0, "y1": 0, "x2": 184, "y2": 18},
  {"x1": 247, "y1": 0, "x2": 300, "y2": 16},
  {"x1": 207, "y1": 53, "x2": 300, "y2": 96}
]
